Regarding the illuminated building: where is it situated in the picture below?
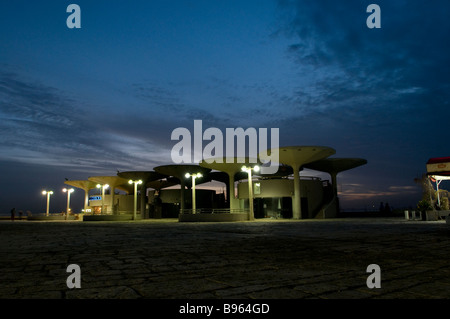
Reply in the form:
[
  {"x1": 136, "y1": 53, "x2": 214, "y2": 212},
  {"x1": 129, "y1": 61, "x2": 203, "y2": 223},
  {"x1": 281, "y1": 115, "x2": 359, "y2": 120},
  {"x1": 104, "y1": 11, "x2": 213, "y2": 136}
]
[{"x1": 64, "y1": 146, "x2": 366, "y2": 221}]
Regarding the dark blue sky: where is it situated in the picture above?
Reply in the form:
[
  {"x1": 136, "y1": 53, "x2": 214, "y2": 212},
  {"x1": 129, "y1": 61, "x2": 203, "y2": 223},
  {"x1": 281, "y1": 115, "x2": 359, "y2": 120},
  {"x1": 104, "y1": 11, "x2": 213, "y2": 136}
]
[{"x1": 1, "y1": 0, "x2": 449, "y2": 214}]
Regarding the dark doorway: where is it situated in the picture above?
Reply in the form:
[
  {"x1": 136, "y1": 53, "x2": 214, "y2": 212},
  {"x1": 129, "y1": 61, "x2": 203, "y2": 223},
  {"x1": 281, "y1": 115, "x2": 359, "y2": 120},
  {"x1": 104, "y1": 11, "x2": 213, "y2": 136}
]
[
  {"x1": 281, "y1": 197, "x2": 292, "y2": 218},
  {"x1": 254, "y1": 198, "x2": 265, "y2": 218},
  {"x1": 301, "y1": 197, "x2": 309, "y2": 219}
]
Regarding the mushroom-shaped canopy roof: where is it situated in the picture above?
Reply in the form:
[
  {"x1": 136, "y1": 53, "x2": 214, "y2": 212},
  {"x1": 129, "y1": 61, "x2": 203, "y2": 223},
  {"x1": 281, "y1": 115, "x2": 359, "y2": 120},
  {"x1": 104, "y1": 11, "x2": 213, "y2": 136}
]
[
  {"x1": 117, "y1": 171, "x2": 167, "y2": 183},
  {"x1": 64, "y1": 180, "x2": 97, "y2": 191},
  {"x1": 304, "y1": 158, "x2": 367, "y2": 174},
  {"x1": 234, "y1": 171, "x2": 253, "y2": 181},
  {"x1": 168, "y1": 174, "x2": 213, "y2": 188},
  {"x1": 208, "y1": 170, "x2": 250, "y2": 183},
  {"x1": 259, "y1": 164, "x2": 294, "y2": 178},
  {"x1": 209, "y1": 171, "x2": 229, "y2": 184},
  {"x1": 154, "y1": 164, "x2": 211, "y2": 179},
  {"x1": 199, "y1": 157, "x2": 260, "y2": 175},
  {"x1": 260, "y1": 146, "x2": 335, "y2": 168},
  {"x1": 88, "y1": 176, "x2": 133, "y2": 193},
  {"x1": 146, "y1": 179, "x2": 179, "y2": 190}
]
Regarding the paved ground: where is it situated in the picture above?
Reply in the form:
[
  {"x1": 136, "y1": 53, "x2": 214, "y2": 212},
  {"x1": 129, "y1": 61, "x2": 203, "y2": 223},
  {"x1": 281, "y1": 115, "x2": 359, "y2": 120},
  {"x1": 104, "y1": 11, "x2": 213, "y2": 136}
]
[{"x1": 0, "y1": 217, "x2": 449, "y2": 300}]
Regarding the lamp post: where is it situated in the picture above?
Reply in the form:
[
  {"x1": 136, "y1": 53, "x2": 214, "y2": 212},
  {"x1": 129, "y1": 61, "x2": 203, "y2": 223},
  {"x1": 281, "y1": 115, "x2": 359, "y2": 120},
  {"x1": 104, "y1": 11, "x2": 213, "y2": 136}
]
[
  {"x1": 241, "y1": 165, "x2": 260, "y2": 220},
  {"x1": 42, "y1": 190, "x2": 54, "y2": 216},
  {"x1": 185, "y1": 173, "x2": 202, "y2": 213},
  {"x1": 96, "y1": 184, "x2": 109, "y2": 214},
  {"x1": 62, "y1": 188, "x2": 74, "y2": 220},
  {"x1": 128, "y1": 180, "x2": 143, "y2": 220}
]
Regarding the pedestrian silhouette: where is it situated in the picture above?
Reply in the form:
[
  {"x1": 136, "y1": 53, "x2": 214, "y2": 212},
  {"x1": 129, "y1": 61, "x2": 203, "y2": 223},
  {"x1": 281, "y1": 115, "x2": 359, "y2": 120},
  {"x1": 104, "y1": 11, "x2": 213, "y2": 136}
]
[
  {"x1": 10, "y1": 208, "x2": 16, "y2": 221},
  {"x1": 384, "y1": 203, "x2": 391, "y2": 214}
]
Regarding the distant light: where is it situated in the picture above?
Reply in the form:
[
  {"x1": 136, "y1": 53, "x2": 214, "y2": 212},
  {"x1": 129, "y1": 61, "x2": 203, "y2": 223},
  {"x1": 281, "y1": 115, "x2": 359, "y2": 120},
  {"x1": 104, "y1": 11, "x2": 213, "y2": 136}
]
[
  {"x1": 254, "y1": 165, "x2": 260, "y2": 172},
  {"x1": 63, "y1": 188, "x2": 74, "y2": 193},
  {"x1": 185, "y1": 173, "x2": 191, "y2": 178}
]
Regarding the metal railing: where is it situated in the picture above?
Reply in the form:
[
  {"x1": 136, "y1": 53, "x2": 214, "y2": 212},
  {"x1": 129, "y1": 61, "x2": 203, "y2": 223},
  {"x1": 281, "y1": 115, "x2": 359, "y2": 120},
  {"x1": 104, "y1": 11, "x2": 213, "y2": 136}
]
[{"x1": 180, "y1": 208, "x2": 247, "y2": 214}]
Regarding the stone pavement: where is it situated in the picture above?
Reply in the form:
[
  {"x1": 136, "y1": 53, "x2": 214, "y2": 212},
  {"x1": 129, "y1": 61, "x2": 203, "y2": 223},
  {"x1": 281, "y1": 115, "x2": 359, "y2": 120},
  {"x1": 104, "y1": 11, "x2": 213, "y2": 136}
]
[{"x1": 0, "y1": 218, "x2": 449, "y2": 300}]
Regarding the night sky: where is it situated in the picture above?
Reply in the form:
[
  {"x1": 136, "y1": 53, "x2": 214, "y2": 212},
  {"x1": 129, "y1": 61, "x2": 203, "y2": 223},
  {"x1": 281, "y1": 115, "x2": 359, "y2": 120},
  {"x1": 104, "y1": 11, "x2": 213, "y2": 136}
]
[{"x1": 1, "y1": 0, "x2": 449, "y2": 215}]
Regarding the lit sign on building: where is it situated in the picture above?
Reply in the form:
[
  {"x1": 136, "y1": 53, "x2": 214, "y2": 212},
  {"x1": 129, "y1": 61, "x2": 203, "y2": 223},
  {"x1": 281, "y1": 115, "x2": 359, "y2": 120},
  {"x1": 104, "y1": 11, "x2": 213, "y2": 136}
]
[{"x1": 89, "y1": 196, "x2": 102, "y2": 201}]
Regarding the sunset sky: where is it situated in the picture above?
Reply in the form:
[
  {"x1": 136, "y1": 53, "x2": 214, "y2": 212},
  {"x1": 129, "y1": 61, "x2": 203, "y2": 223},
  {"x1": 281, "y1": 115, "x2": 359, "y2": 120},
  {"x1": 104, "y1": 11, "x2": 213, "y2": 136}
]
[{"x1": 1, "y1": 0, "x2": 449, "y2": 214}]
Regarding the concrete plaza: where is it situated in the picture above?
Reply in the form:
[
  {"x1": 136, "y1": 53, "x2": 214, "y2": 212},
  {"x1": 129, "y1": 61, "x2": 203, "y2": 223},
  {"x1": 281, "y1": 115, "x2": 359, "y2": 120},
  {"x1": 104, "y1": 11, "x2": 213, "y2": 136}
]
[{"x1": 0, "y1": 217, "x2": 449, "y2": 299}]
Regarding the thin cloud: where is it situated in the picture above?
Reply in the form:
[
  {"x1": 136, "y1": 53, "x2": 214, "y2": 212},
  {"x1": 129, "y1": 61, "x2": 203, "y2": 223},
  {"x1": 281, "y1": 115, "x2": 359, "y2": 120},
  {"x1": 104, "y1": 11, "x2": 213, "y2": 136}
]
[{"x1": 0, "y1": 71, "x2": 171, "y2": 172}]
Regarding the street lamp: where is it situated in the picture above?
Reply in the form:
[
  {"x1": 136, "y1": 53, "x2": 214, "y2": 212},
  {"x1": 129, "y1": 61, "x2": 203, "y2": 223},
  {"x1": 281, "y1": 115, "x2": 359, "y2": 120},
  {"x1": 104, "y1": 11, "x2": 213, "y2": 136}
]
[
  {"x1": 128, "y1": 180, "x2": 143, "y2": 220},
  {"x1": 241, "y1": 165, "x2": 260, "y2": 220},
  {"x1": 42, "y1": 190, "x2": 54, "y2": 216},
  {"x1": 185, "y1": 173, "x2": 202, "y2": 213},
  {"x1": 62, "y1": 188, "x2": 74, "y2": 220},
  {"x1": 96, "y1": 184, "x2": 109, "y2": 214}
]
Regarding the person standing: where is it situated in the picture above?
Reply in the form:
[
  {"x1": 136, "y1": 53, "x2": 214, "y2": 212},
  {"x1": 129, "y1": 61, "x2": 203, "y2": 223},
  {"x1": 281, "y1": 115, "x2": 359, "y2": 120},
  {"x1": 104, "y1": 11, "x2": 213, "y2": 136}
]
[{"x1": 10, "y1": 208, "x2": 15, "y2": 221}]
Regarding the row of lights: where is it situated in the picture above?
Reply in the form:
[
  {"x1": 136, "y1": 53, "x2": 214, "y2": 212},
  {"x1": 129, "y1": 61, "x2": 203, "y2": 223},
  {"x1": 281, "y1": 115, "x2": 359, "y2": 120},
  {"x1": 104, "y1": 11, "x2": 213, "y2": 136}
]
[
  {"x1": 42, "y1": 188, "x2": 74, "y2": 217},
  {"x1": 185, "y1": 165, "x2": 259, "y2": 218},
  {"x1": 43, "y1": 166, "x2": 259, "y2": 218},
  {"x1": 42, "y1": 180, "x2": 143, "y2": 218}
]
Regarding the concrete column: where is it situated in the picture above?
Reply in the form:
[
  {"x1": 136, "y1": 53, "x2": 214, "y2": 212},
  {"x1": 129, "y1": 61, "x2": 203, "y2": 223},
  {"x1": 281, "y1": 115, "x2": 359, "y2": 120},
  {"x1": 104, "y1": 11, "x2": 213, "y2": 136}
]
[
  {"x1": 111, "y1": 187, "x2": 115, "y2": 215},
  {"x1": 229, "y1": 174, "x2": 239, "y2": 210},
  {"x1": 180, "y1": 179, "x2": 185, "y2": 212},
  {"x1": 192, "y1": 176, "x2": 196, "y2": 212},
  {"x1": 331, "y1": 172, "x2": 338, "y2": 198},
  {"x1": 84, "y1": 189, "x2": 89, "y2": 210},
  {"x1": 101, "y1": 187, "x2": 105, "y2": 214},
  {"x1": 248, "y1": 169, "x2": 254, "y2": 220},
  {"x1": 133, "y1": 182, "x2": 138, "y2": 220},
  {"x1": 292, "y1": 166, "x2": 301, "y2": 219},
  {"x1": 140, "y1": 182, "x2": 147, "y2": 218},
  {"x1": 331, "y1": 172, "x2": 339, "y2": 215}
]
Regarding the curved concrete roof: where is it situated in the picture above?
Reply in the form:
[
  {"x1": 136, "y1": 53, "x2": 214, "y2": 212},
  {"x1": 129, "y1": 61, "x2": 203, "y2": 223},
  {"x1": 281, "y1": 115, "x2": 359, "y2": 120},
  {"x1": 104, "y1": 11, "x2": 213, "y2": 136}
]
[
  {"x1": 64, "y1": 180, "x2": 97, "y2": 190},
  {"x1": 199, "y1": 157, "x2": 260, "y2": 174},
  {"x1": 304, "y1": 158, "x2": 367, "y2": 174},
  {"x1": 154, "y1": 164, "x2": 211, "y2": 179},
  {"x1": 117, "y1": 171, "x2": 167, "y2": 183},
  {"x1": 260, "y1": 146, "x2": 336, "y2": 168},
  {"x1": 209, "y1": 171, "x2": 249, "y2": 183},
  {"x1": 146, "y1": 179, "x2": 179, "y2": 190},
  {"x1": 209, "y1": 171, "x2": 229, "y2": 184},
  {"x1": 259, "y1": 165, "x2": 294, "y2": 178},
  {"x1": 88, "y1": 176, "x2": 133, "y2": 193}
]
